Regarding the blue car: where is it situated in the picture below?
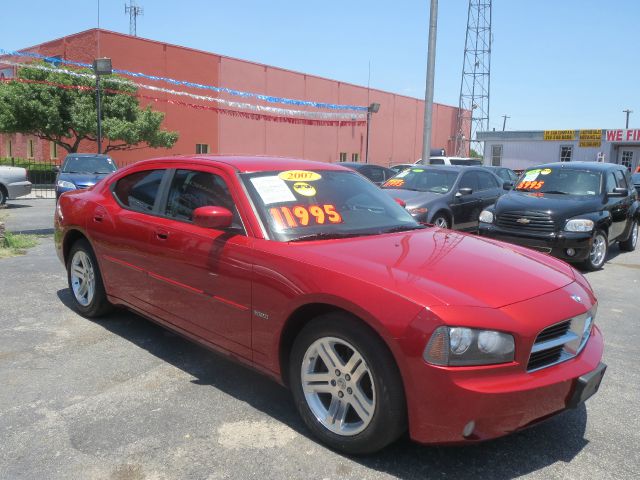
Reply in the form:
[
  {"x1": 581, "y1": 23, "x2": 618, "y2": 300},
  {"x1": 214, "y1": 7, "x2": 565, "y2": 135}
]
[{"x1": 55, "y1": 154, "x2": 118, "y2": 199}]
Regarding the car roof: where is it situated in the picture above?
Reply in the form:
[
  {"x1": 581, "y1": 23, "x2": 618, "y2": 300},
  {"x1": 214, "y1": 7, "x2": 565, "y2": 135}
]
[
  {"x1": 531, "y1": 161, "x2": 626, "y2": 172},
  {"x1": 64, "y1": 153, "x2": 112, "y2": 158},
  {"x1": 340, "y1": 162, "x2": 391, "y2": 169},
  {"x1": 131, "y1": 155, "x2": 351, "y2": 174}
]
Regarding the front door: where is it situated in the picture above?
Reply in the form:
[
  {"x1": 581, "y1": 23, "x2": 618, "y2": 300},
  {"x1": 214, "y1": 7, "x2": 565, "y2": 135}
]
[
  {"x1": 450, "y1": 171, "x2": 482, "y2": 230},
  {"x1": 144, "y1": 168, "x2": 253, "y2": 359}
]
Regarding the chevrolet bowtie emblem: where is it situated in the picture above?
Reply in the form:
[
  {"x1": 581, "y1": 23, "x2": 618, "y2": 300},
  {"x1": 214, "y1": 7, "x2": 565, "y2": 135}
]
[{"x1": 516, "y1": 218, "x2": 530, "y2": 224}]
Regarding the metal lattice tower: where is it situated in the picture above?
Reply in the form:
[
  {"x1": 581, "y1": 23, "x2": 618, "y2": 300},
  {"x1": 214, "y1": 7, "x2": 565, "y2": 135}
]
[
  {"x1": 454, "y1": 1, "x2": 492, "y2": 157},
  {"x1": 125, "y1": 1, "x2": 144, "y2": 36}
]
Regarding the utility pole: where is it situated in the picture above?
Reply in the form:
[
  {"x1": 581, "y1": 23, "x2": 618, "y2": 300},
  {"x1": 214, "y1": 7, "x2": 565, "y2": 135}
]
[
  {"x1": 623, "y1": 109, "x2": 632, "y2": 129},
  {"x1": 421, "y1": 0, "x2": 438, "y2": 163},
  {"x1": 501, "y1": 114, "x2": 510, "y2": 131}
]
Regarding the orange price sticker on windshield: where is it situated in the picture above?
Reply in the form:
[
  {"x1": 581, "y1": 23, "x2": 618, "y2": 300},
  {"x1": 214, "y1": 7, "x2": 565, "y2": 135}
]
[
  {"x1": 384, "y1": 179, "x2": 405, "y2": 187},
  {"x1": 516, "y1": 180, "x2": 545, "y2": 190},
  {"x1": 269, "y1": 204, "x2": 343, "y2": 229}
]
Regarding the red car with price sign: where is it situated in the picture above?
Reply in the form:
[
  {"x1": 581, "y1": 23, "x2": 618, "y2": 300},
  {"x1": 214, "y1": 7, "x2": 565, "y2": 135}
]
[{"x1": 55, "y1": 156, "x2": 606, "y2": 454}]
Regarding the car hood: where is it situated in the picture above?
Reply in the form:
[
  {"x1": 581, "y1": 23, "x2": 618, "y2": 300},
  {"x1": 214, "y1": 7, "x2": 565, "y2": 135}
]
[
  {"x1": 286, "y1": 229, "x2": 576, "y2": 309},
  {"x1": 382, "y1": 188, "x2": 446, "y2": 207},
  {"x1": 58, "y1": 172, "x2": 110, "y2": 187},
  {"x1": 494, "y1": 191, "x2": 602, "y2": 219}
]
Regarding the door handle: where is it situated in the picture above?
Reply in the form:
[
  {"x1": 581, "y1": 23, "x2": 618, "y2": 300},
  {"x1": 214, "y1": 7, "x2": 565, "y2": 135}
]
[
  {"x1": 155, "y1": 230, "x2": 169, "y2": 240},
  {"x1": 93, "y1": 214, "x2": 104, "y2": 223}
]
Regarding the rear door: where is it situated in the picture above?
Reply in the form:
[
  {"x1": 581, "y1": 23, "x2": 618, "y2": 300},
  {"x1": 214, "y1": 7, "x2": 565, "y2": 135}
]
[
  {"x1": 89, "y1": 168, "x2": 168, "y2": 307},
  {"x1": 604, "y1": 171, "x2": 628, "y2": 240},
  {"x1": 144, "y1": 167, "x2": 254, "y2": 358}
]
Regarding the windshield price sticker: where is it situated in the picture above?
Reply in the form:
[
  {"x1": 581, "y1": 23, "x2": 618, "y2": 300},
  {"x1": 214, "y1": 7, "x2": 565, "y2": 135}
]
[
  {"x1": 540, "y1": 168, "x2": 552, "y2": 175},
  {"x1": 384, "y1": 179, "x2": 405, "y2": 187},
  {"x1": 517, "y1": 180, "x2": 545, "y2": 190},
  {"x1": 250, "y1": 176, "x2": 296, "y2": 205},
  {"x1": 278, "y1": 170, "x2": 322, "y2": 182},
  {"x1": 292, "y1": 182, "x2": 317, "y2": 197},
  {"x1": 269, "y1": 204, "x2": 343, "y2": 229},
  {"x1": 522, "y1": 169, "x2": 542, "y2": 182}
]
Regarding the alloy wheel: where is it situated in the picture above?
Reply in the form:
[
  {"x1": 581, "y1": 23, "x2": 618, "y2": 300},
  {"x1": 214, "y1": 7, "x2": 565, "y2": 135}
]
[
  {"x1": 70, "y1": 250, "x2": 96, "y2": 307},
  {"x1": 589, "y1": 232, "x2": 607, "y2": 267},
  {"x1": 433, "y1": 216, "x2": 449, "y2": 228},
  {"x1": 300, "y1": 337, "x2": 376, "y2": 436}
]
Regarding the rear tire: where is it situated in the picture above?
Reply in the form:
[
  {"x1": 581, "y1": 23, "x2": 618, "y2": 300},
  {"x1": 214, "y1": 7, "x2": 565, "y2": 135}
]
[
  {"x1": 619, "y1": 219, "x2": 638, "y2": 252},
  {"x1": 0, "y1": 186, "x2": 7, "y2": 205},
  {"x1": 581, "y1": 230, "x2": 608, "y2": 271},
  {"x1": 431, "y1": 213, "x2": 450, "y2": 229},
  {"x1": 289, "y1": 313, "x2": 407, "y2": 455},
  {"x1": 67, "y1": 238, "x2": 112, "y2": 317}
]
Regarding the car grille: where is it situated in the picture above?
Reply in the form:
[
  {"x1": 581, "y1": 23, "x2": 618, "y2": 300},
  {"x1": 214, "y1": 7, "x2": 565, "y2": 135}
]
[
  {"x1": 496, "y1": 211, "x2": 555, "y2": 232},
  {"x1": 527, "y1": 308, "x2": 595, "y2": 372}
]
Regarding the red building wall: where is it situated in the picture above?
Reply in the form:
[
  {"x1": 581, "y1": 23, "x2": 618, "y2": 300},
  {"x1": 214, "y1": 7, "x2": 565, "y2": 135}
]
[{"x1": 0, "y1": 29, "x2": 467, "y2": 167}]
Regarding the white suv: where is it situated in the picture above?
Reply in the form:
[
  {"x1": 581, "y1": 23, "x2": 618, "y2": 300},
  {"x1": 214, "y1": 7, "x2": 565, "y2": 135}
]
[{"x1": 417, "y1": 156, "x2": 483, "y2": 166}]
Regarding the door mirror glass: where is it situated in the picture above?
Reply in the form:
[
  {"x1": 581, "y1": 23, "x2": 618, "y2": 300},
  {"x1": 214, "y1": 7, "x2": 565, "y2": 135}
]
[
  {"x1": 503, "y1": 181, "x2": 513, "y2": 190},
  {"x1": 457, "y1": 187, "x2": 473, "y2": 197},
  {"x1": 608, "y1": 187, "x2": 628, "y2": 197},
  {"x1": 193, "y1": 206, "x2": 233, "y2": 229}
]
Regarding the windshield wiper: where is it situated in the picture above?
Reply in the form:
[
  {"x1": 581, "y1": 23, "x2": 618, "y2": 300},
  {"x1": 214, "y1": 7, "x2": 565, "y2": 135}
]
[
  {"x1": 289, "y1": 232, "x2": 375, "y2": 242},
  {"x1": 542, "y1": 190, "x2": 567, "y2": 195},
  {"x1": 379, "y1": 225, "x2": 427, "y2": 234}
]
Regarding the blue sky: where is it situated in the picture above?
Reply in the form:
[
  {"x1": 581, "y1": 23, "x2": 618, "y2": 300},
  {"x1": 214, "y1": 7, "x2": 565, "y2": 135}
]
[{"x1": 3, "y1": 1, "x2": 637, "y2": 131}]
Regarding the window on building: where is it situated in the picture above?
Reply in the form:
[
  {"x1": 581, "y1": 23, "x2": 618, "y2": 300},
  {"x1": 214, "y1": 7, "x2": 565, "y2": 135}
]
[
  {"x1": 27, "y1": 139, "x2": 35, "y2": 159},
  {"x1": 50, "y1": 142, "x2": 58, "y2": 159},
  {"x1": 351, "y1": 153, "x2": 360, "y2": 162},
  {"x1": 196, "y1": 143, "x2": 210, "y2": 154},
  {"x1": 4, "y1": 139, "x2": 11, "y2": 157},
  {"x1": 560, "y1": 145, "x2": 573, "y2": 162},
  {"x1": 621, "y1": 151, "x2": 633, "y2": 171},
  {"x1": 338, "y1": 152, "x2": 347, "y2": 162},
  {"x1": 491, "y1": 145, "x2": 503, "y2": 166}
]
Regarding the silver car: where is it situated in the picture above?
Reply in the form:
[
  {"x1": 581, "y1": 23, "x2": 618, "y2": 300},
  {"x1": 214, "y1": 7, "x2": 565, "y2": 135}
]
[{"x1": 0, "y1": 166, "x2": 32, "y2": 205}]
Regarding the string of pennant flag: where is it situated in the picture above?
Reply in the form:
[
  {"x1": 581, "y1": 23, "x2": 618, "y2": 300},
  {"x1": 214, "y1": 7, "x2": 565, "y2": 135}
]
[{"x1": 0, "y1": 48, "x2": 368, "y2": 111}]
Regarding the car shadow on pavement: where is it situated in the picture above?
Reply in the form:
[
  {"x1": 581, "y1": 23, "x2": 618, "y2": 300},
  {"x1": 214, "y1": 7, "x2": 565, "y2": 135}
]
[
  {"x1": 2, "y1": 202, "x2": 32, "y2": 209},
  {"x1": 57, "y1": 288, "x2": 590, "y2": 479}
]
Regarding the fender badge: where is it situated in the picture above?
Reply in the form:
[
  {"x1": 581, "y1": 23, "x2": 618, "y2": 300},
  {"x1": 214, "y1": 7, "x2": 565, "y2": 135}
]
[
  {"x1": 253, "y1": 310, "x2": 269, "y2": 320},
  {"x1": 571, "y1": 294, "x2": 582, "y2": 303}
]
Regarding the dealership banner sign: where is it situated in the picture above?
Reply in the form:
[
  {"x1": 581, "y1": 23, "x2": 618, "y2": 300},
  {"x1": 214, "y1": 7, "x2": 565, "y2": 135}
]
[
  {"x1": 543, "y1": 130, "x2": 575, "y2": 141},
  {"x1": 606, "y1": 129, "x2": 640, "y2": 142},
  {"x1": 579, "y1": 129, "x2": 602, "y2": 148}
]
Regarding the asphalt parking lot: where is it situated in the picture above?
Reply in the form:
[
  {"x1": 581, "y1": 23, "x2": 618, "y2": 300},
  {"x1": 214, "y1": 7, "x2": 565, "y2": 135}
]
[{"x1": 1, "y1": 199, "x2": 639, "y2": 480}]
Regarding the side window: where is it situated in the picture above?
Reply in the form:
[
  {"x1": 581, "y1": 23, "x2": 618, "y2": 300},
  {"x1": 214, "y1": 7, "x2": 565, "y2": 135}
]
[
  {"x1": 164, "y1": 169, "x2": 241, "y2": 229},
  {"x1": 459, "y1": 172, "x2": 478, "y2": 191},
  {"x1": 364, "y1": 167, "x2": 384, "y2": 183},
  {"x1": 605, "y1": 172, "x2": 618, "y2": 193},
  {"x1": 430, "y1": 158, "x2": 445, "y2": 165},
  {"x1": 113, "y1": 169, "x2": 165, "y2": 213},
  {"x1": 613, "y1": 170, "x2": 628, "y2": 189},
  {"x1": 477, "y1": 171, "x2": 499, "y2": 190}
]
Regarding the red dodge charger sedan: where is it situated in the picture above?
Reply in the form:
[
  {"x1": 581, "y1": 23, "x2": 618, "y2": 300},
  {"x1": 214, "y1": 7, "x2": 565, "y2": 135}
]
[{"x1": 54, "y1": 156, "x2": 606, "y2": 454}]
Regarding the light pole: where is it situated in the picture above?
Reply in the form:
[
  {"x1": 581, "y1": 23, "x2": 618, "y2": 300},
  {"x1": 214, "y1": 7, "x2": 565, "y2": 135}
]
[
  {"x1": 93, "y1": 57, "x2": 112, "y2": 154},
  {"x1": 623, "y1": 109, "x2": 632, "y2": 129},
  {"x1": 365, "y1": 102, "x2": 380, "y2": 163},
  {"x1": 421, "y1": 0, "x2": 438, "y2": 162},
  {"x1": 502, "y1": 114, "x2": 510, "y2": 131}
]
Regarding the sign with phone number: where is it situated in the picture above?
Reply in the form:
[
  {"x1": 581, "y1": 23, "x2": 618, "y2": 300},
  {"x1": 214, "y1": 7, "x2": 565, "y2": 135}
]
[{"x1": 269, "y1": 204, "x2": 343, "y2": 229}]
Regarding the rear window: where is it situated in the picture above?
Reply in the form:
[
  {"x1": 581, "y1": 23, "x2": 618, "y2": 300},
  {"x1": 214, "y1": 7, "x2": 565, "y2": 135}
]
[
  {"x1": 450, "y1": 159, "x2": 482, "y2": 166},
  {"x1": 113, "y1": 169, "x2": 165, "y2": 212}
]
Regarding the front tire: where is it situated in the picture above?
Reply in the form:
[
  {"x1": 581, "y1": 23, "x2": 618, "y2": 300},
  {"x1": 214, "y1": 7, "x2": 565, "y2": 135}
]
[
  {"x1": 289, "y1": 313, "x2": 406, "y2": 455},
  {"x1": 582, "y1": 230, "x2": 608, "y2": 271},
  {"x1": 431, "y1": 213, "x2": 450, "y2": 229},
  {"x1": 619, "y1": 219, "x2": 638, "y2": 252},
  {"x1": 0, "y1": 186, "x2": 7, "y2": 205},
  {"x1": 67, "y1": 239, "x2": 112, "y2": 317}
]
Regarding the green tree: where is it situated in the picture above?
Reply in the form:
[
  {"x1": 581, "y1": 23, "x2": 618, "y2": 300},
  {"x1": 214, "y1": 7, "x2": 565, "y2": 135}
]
[
  {"x1": 0, "y1": 62, "x2": 178, "y2": 154},
  {"x1": 470, "y1": 148, "x2": 482, "y2": 158}
]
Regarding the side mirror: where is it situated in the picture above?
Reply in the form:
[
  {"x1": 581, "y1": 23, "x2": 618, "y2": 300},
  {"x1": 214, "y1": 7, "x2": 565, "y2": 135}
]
[
  {"x1": 503, "y1": 181, "x2": 514, "y2": 190},
  {"x1": 193, "y1": 206, "x2": 233, "y2": 229},
  {"x1": 456, "y1": 187, "x2": 473, "y2": 197},
  {"x1": 394, "y1": 198, "x2": 406, "y2": 208},
  {"x1": 608, "y1": 187, "x2": 628, "y2": 197},
  {"x1": 52, "y1": 166, "x2": 60, "y2": 173}
]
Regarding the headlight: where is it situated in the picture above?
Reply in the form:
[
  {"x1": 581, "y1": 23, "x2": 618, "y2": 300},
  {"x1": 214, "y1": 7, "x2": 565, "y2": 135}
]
[
  {"x1": 565, "y1": 219, "x2": 594, "y2": 232},
  {"x1": 479, "y1": 210, "x2": 494, "y2": 223},
  {"x1": 408, "y1": 207, "x2": 428, "y2": 216},
  {"x1": 423, "y1": 326, "x2": 515, "y2": 366},
  {"x1": 57, "y1": 180, "x2": 76, "y2": 190}
]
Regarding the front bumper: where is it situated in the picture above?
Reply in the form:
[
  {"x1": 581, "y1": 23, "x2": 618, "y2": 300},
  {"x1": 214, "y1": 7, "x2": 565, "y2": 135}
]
[
  {"x1": 478, "y1": 222, "x2": 593, "y2": 262},
  {"x1": 405, "y1": 326, "x2": 604, "y2": 444},
  {"x1": 7, "y1": 181, "x2": 32, "y2": 199}
]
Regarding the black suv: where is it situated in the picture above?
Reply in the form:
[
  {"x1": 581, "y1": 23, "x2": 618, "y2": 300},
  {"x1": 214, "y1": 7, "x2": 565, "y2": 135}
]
[{"x1": 478, "y1": 162, "x2": 639, "y2": 270}]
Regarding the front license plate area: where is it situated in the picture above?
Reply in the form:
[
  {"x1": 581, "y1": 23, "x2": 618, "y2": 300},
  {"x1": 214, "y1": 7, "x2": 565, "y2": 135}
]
[{"x1": 567, "y1": 362, "x2": 607, "y2": 409}]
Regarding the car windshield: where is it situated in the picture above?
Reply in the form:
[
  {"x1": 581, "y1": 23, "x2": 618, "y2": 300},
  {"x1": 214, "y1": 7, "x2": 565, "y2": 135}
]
[
  {"x1": 515, "y1": 167, "x2": 601, "y2": 195},
  {"x1": 381, "y1": 168, "x2": 458, "y2": 193},
  {"x1": 62, "y1": 156, "x2": 117, "y2": 174},
  {"x1": 241, "y1": 169, "x2": 421, "y2": 242}
]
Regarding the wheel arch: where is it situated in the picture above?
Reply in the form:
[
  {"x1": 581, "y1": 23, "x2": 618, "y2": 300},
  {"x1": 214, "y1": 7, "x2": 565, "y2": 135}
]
[
  {"x1": 62, "y1": 228, "x2": 90, "y2": 265},
  {"x1": 430, "y1": 208, "x2": 452, "y2": 226}
]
